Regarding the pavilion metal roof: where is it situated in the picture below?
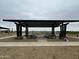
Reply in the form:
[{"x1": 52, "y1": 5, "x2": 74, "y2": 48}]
[
  {"x1": 0, "y1": 27, "x2": 9, "y2": 29},
  {"x1": 3, "y1": 19, "x2": 79, "y2": 27}
]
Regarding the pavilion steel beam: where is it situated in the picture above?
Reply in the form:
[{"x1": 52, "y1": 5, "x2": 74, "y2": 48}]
[
  {"x1": 3, "y1": 19, "x2": 79, "y2": 22},
  {"x1": 0, "y1": 27, "x2": 9, "y2": 29}
]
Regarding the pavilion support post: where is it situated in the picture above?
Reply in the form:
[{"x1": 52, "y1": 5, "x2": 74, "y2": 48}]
[
  {"x1": 25, "y1": 26, "x2": 28, "y2": 37},
  {"x1": 51, "y1": 26, "x2": 55, "y2": 36},
  {"x1": 63, "y1": 24, "x2": 67, "y2": 38},
  {"x1": 19, "y1": 24, "x2": 23, "y2": 39},
  {"x1": 59, "y1": 22, "x2": 64, "y2": 39},
  {"x1": 16, "y1": 23, "x2": 23, "y2": 39},
  {"x1": 19, "y1": 24, "x2": 22, "y2": 37},
  {"x1": 59, "y1": 23, "x2": 67, "y2": 39},
  {"x1": 16, "y1": 24, "x2": 20, "y2": 37}
]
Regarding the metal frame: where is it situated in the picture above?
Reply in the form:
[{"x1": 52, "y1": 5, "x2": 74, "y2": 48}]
[{"x1": 3, "y1": 19, "x2": 79, "y2": 39}]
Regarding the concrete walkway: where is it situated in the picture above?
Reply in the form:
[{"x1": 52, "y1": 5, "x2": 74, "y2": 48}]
[
  {"x1": 0, "y1": 33, "x2": 25, "y2": 40},
  {"x1": 0, "y1": 42, "x2": 79, "y2": 46},
  {"x1": 0, "y1": 35, "x2": 16, "y2": 40}
]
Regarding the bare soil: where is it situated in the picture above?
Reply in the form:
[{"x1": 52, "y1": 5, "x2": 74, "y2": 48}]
[
  {"x1": 0, "y1": 36, "x2": 64, "y2": 42},
  {"x1": 0, "y1": 46, "x2": 79, "y2": 59},
  {"x1": 0, "y1": 32, "x2": 15, "y2": 38},
  {"x1": 66, "y1": 34, "x2": 79, "y2": 41},
  {"x1": 0, "y1": 32, "x2": 79, "y2": 42}
]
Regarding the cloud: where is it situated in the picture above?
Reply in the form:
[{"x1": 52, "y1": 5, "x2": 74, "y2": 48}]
[
  {"x1": 0, "y1": 0, "x2": 79, "y2": 31},
  {"x1": 0, "y1": 0, "x2": 79, "y2": 19}
]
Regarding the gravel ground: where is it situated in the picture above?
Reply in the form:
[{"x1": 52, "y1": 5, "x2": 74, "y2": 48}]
[{"x1": 0, "y1": 46, "x2": 79, "y2": 59}]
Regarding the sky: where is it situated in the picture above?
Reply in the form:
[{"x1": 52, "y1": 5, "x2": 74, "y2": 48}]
[{"x1": 0, "y1": 0, "x2": 79, "y2": 31}]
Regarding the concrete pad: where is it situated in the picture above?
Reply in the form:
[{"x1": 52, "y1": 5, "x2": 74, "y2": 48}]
[
  {"x1": 0, "y1": 35, "x2": 16, "y2": 40},
  {"x1": 0, "y1": 42, "x2": 79, "y2": 46}
]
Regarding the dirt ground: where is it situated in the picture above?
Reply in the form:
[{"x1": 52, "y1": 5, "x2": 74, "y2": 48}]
[
  {"x1": 0, "y1": 32, "x2": 15, "y2": 38},
  {"x1": 0, "y1": 35, "x2": 79, "y2": 42},
  {"x1": 0, "y1": 32, "x2": 79, "y2": 59},
  {"x1": 0, "y1": 46, "x2": 79, "y2": 59},
  {"x1": 0, "y1": 32, "x2": 79, "y2": 42},
  {"x1": 0, "y1": 36, "x2": 64, "y2": 42}
]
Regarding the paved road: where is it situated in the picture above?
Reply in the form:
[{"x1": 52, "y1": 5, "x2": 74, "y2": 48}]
[{"x1": 0, "y1": 42, "x2": 79, "y2": 46}]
